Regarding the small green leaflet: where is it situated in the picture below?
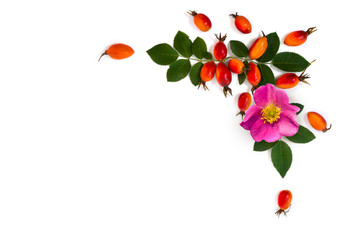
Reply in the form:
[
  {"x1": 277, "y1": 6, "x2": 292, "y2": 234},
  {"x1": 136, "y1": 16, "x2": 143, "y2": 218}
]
[
  {"x1": 271, "y1": 141, "x2": 292, "y2": 178},
  {"x1": 229, "y1": 40, "x2": 248, "y2": 57},
  {"x1": 173, "y1": 31, "x2": 193, "y2": 58},
  {"x1": 272, "y1": 52, "x2": 310, "y2": 72},
  {"x1": 257, "y1": 64, "x2": 275, "y2": 86},
  {"x1": 167, "y1": 59, "x2": 191, "y2": 82},
  {"x1": 189, "y1": 62, "x2": 203, "y2": 86},
  {"x1": 192, "y1": 37, "x2": 207, "y2": 59},
  {"x1": 147, "y1": 43, "x2": 179, "y2": 65}
]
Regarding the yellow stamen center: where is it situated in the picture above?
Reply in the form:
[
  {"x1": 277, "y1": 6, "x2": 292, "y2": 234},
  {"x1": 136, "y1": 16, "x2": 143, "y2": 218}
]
[{"x1": 261, "y1": 104, "x2": 281, "y2": 124}]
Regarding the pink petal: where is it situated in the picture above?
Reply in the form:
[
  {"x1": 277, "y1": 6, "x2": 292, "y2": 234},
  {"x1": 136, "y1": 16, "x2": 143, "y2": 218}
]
[
  {"x1": 280, "y1": 103, "x2": 301, "y2": 113},
  {"x1": 250, "y1": 119, "x2": 282, "y2": 142},
  {"x1": 273, "y1": 88, "x2": 289, "y2": 106},
  {"x1": 277, "y1": 111, "x2": 299, "y2": 137},
  {"x1": 240, "y1": 105, "x2": 262, "y2": 130},
  {"x1": 253, "y1": 84, "x2": 277, "y2": 107}
]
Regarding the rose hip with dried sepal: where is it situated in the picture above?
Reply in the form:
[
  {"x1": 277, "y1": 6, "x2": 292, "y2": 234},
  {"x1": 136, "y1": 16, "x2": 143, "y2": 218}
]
[
  {"x1": 228, "y1": 59, "x2": 245, "y2": 74},
  {"x1": 276, "y1": 60, "x2": 315, "y2": 89},
  {"x1": 216, "y1": 62, "x2": 232, "y2": 97},
  {"x1": 199, "y1": 61, "x2": 216, "y2": 90},
  {"x1": 307, "y1": 112, "x2": 332, "y2": 132},
  {"x1": 284, "y1": 27, "x2": 317, "y2": 46},
  {"x1": 187, "y1": 10, "x2": 212, "y2": 32},
  {"x1": 275, "y1": 190, "x2": 293, "y2": 217},
  {"x1": 98, "y1": 43, "x2": 134, "y2": 61},
  {"x1": 230, "y1": 12, "x2": 252, "y2": 34},
  {"x1": 237, "y1": 92, "x2": 252, "y2": 119},
  {"x1": 214, "y1": 33, "x2": 228, "y2": 61},
  {"x1": 249, "y1": 32, "x2": 268, "y2": 60},
  {"x1": 247, "y1": 62, "x2": 261, "y2": 93}
]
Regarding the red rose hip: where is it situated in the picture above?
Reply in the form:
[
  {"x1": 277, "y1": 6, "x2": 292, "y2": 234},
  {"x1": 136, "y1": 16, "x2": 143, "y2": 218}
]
[
  {"x1": 214, "y1": 33, "x2": 228, "y2": 61},
  {"x1": 284, "y1": 27, "x2": 317, "y2": 46},
  {"x1": 275, "y1": 190, "x2": 293, "y2": 217},
  {"x1": 237, "y1": 92, "x2": 252, "y2": 119},
  {"x1": 216, "y1": 62, "x2": 232, "y2": 97},
  {"x1": 276, "y1": 60, "x2": 315, "y2": 89}
]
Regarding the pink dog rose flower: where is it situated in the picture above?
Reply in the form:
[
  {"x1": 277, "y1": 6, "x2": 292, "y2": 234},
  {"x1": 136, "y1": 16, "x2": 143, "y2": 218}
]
[{"x1": 240, "y1": 84, "x2": 300, "y2": 142}]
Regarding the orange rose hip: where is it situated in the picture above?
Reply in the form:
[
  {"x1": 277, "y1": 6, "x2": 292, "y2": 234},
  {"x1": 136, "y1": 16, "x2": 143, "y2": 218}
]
[
  {"x1": 247, "y1": 62, "x2": 261, "y2": 93},
  {"x1": 307, "y1": 112, "x2": 331, "y2": 132},
  {"x1": 199, "y1": 61, "x2": 216, "y2": 90},
  {"x1": 248, "y1": 32, "x2": 268, "y2": 60},
  {"x1": 228, "y1": 59, "x2": 244, "y2": 74},
  {"x1": 230, "y1": 12, "x2": 252, "y2": 34},
  {"x1": 284, "y1": 27, "x2": 317, "y2": 46},
  {"x1": 187, "y1": 10, "x2": 212, "y2": 32},
  {"x1": 98, "y1": 43, "x2": 134, "y2": 61}
]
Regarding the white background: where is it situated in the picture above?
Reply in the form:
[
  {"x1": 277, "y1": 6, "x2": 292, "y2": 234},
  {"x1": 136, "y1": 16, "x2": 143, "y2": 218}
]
[{"x1": 1, "y1": 0, "x2": 346, "y2": 239}]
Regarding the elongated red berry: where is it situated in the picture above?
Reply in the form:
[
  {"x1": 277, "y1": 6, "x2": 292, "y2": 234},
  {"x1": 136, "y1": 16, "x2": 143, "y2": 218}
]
[
  {"x1": 228, "y1": 59, "x2": 244, "y2": 74},
  {"x1": 187, "y1": 10, "x2": 212, "y2": 32},
  {"x1": 284, "y1": 27, "x2": 317, "y2": 46},
  {"x1": 237, "y1": 92, "x2": 252, "y2": 118},
  {"x1": 247, "y1": 62, "x2": 261, "y2": 92},
  {"x1": 276, "y1": 60, "x2": 314, "y2": 89},
  {"x1": 307, "y1": 112, "x2": 331, "y2": 132},
  {"x1": 99, "y1": 43, "x2": 134, "y2": 61},
  {"x1": 230, "y1": 12, "x2": 252, "y2": 34},
  {"x1": 216, "y1": 62, "x2": 232, "y2": 97},
  {"x1": 214, "y1": 33, "x2": 227, "y2": 61},
  {"x1": 199, "y1": 61, "x2": 216, "y2": 90},
  {"x1": 249, "y1": 32, "x2": 268, "y2": 60},
  {"x1": 275, "y1": 190, "x2": 293, "y2": 217}
]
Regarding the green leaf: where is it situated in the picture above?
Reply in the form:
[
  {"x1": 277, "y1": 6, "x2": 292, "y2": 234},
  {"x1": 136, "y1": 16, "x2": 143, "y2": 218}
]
[
  {"x1": 257, "y1": 64, "x2": 275, "y2": 86},
  {"x1": 192, "y1": 37, "x2": 207, "y2": 59},
  {"x1": 272, "y1": 52, "x2": 310, "y2": 72},
  {"x1": 229, "y1": 40, "x2": 248, "y2": 57},
  {"x1": 254, "y1": 140, "x2": 278, "y2": 152},
  {"x1": 256, "y1": 32, "x2": 280, "y2": 62},
  {"x1": 238, "y1": 73, "x2": 246, "y2": 85},
  {"x1": 271, "y1": 141, "x2": 292, "y2": 178},
  {"x1": 286, "y1": 125, "x2": 316, "y2": 144},
  {"x1": 173, "y1": 31, "x2": 192, "y2": 58},
  {"x1": 203, "y1": 52, "x2": 213, "y2": 60},
  {"x1": 189, "y1": 62, "x2": 203, "y2": 86},
  {"x1": 290, "y1": 103, "x2": 304, "y2": 115},
  {"x1": 167, "y1": 59, "x2": 191, "y2": 82},
  {"x1": 147, "y1": 43, "x2": 179, "y2": 65}
]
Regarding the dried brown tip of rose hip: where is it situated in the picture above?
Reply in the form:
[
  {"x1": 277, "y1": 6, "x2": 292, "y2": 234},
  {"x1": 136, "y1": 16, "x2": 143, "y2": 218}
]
[
  {"x1": 229, "y1": 12, "x2": 238, "y2": 18},
  {"x1": 322, "y1": 124, "x2": 332, "y2": 133},
  {"x1": 215, "y1": 33, "x2": 227, "y2": 42},
  {"x1": 187, "y1": 10, "x2": 197, "y2": 16},
  {"x1": 306, "y1": 27, "x2": 317, "y2": 35},
  {"x1": 223, "y1": 86, "x2": 232, "y2": 97}
]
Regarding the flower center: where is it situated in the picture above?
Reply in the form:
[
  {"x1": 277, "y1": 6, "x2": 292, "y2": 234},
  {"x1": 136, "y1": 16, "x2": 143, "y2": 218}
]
[{"x1": 261, "y1": 104, "x2": 281, "y2": 124}]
